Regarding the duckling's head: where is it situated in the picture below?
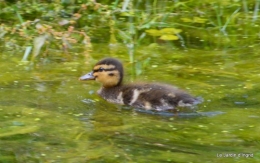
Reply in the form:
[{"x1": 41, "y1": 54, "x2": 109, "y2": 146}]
[{"x1": 79, "y1": 58, "x2": 124, "y2": 88}]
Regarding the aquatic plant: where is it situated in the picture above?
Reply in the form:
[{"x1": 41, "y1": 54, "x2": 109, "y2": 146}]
[{"x1": 0, "y1": 0, "x2": 260, "y2": 62}]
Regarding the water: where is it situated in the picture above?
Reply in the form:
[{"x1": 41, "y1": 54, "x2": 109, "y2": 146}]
[{"x1": 0, "y1": 45, "x2": 260, "y2": 162}]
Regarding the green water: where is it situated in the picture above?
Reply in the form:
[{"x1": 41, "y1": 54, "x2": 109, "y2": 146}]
[{"x1": 0, "y1": 45, "x2": 260, "y2": 162}]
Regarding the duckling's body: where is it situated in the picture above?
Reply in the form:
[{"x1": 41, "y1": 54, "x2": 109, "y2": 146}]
[{"x1": 79, "y1": 58, "x2": 202, "y2": 111}]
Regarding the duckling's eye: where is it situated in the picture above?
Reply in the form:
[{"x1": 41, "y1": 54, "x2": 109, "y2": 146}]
[{"x1": 98, "y1": 67, "x2": 105, "y2": 72}]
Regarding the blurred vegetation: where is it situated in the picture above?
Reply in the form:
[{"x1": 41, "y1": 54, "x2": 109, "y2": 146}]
[{"x1": 1, "y1": 0, "x2": 260, "y2": 61}]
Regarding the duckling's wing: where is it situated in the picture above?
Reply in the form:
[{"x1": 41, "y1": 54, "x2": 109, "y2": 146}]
[{"x1": 121, "y1": 83, "x2": 201, "y2": 111}]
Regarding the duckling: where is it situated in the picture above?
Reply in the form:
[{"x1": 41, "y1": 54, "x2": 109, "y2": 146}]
[{"x1": 79, "y1": 58, "x2": 202, "y2": 111}]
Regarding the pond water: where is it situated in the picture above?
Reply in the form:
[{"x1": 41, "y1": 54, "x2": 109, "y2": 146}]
[{"x1": 0, "y1": 45, "x2": 260, "y2": 162}]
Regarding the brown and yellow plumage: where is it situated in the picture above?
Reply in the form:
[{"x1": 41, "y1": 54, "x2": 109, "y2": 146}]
[{"x1": 79, "y1": 58, "x2": 202, "y2": 111}]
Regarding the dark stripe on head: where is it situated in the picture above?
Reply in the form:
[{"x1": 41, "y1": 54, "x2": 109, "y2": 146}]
[{"x1": 93, "y1": 68, "x2": 116, "y2": 73}]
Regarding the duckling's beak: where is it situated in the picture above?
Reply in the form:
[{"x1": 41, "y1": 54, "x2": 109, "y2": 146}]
[{"x1": 79, "y1": 71, "x2": 95, "y2": 80}]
